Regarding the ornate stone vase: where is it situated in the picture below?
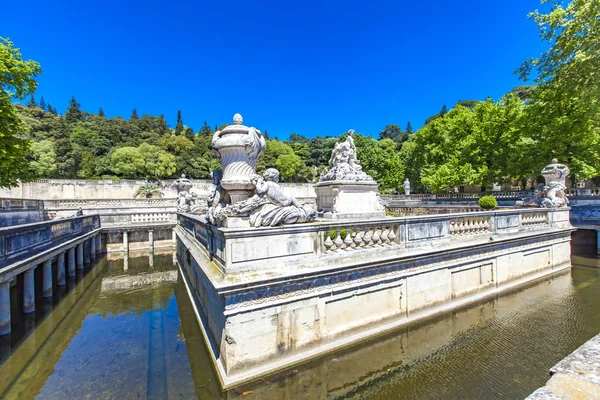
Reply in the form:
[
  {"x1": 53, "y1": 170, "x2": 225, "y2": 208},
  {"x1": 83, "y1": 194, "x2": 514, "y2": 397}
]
[
  {"x1": 211, "y1": 114, "x2": 266, "y2": 204},
  {"x1": 539, "y1": 158, "x2": 570, "y2": 208}
]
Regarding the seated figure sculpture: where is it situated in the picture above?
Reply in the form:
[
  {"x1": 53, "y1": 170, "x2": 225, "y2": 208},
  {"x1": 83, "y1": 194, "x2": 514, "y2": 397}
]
[
  {"x1": 321, "y1": 129, "x2": 373, "y2": 182},
  {"x1": 175, "y1": 174, "x2": 204, "y2": 214},
  {"x1": 208, "y1": 168, "x2": 316, "y2": 227}
]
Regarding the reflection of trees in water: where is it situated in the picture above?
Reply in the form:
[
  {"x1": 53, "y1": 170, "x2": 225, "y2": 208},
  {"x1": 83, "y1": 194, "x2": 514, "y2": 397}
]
[{"x1": 173, "y1": 276, "x2": 224, "y2": 400}]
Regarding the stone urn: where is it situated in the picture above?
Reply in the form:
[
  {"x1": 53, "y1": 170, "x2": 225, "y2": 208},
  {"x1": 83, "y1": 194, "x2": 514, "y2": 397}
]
[
  {"x1": 211, "y1": 114, "x2": 266, "y2": 204},
  {"x1": 539, "y1": 158, "x2": 570, "y2": 207}
]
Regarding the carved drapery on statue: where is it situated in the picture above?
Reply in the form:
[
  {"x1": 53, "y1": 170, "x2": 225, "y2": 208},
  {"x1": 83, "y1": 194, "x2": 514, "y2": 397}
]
[
  {"x1": 208, "y1": 168, "x2": 316, "y2": 227},
  {"x1": 320, "y1": 129, "x2": 373, "y2": 182}
]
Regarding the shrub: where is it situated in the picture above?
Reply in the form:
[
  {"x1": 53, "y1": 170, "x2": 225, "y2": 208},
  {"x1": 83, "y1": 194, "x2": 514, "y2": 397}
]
[{"x1": 478, "y1": 195, "x2": 497, "y2": 209}]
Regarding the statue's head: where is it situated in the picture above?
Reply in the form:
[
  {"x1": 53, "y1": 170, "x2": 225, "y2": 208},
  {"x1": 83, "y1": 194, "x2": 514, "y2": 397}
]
[
  {"x1": 233, "y1": 113, "x2": 243, "y2": 125},
  {"x1": 263, "y1": 168, "x2": 280, "y2": 183},
  {"x1": 181, "y1": 173, "x2": 186, "y2": 179},
  {"x1": 347, "y1": 129, "x2": 355, "y2": 136}
]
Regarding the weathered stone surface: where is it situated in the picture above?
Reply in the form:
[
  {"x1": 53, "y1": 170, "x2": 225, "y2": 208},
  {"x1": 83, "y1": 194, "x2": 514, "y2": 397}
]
[{"x1": 526, "y1": 334, "x2": 600, "y2": 399}]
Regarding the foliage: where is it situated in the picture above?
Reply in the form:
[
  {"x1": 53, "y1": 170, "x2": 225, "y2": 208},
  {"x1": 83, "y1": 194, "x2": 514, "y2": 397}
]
[
  {"x1": 28, "y1": 139, "x2": 56, "y2": 177},
  {"x1": 478, "y1": 195, "x2": 497, "y2": 209},
  {"x1": 134, "y1": 183, "x2": 163, "y2": 198},
  {"x1": 516, "y1": 0, "x2": 600, "y2": 181},
  {"x1": 0, "y1": 37, "x2": 42, "y2": 187}
]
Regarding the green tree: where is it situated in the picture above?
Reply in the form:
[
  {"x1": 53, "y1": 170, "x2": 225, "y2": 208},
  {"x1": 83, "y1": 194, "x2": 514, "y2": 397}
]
[
  {"x1": 29, "y1": 139, "x2": 56, "y2": 177},
  {"x1": 130, "y1": 108, "x2": 138, "y2": 120},
  {"x1": 517, "y1": 0, "x2": 600, "y2": 180},
  {"x1": 98, "y1": 107, "x2": 105, "y2": 117},
  {"x1": 139, "y1": 143, "x2": 177, "y2": 178},
  {"x1": 0, "y1": 37, "x2": 42, "y2": 187},
  {"x1": 65, "y1": 96, "x2": 84, "y2": 123},
  {"x1": 110, "y1": 146, "x2": 145, "y2": 177},
  {"x1": 175, "y1": 110, "x2": 184, "y2": 136},
  {"x1": 39, "y1": 96, "x2": 46, "y2": 111},
  {"x1": 27, "y1": 96, "x2": 37, "y2": 108},
  {"x1": 405, "y1": 122, "x2": 413, "y2": 135}
]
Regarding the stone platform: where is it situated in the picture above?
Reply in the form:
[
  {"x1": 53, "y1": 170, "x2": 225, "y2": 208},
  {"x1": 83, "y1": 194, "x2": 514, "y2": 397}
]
[
  {"x1": 175, "y1": 208, "x2": 573, "y2": 389},
  {"x1": 314, "y1": 180, "x2": 385, "y2": 219}
]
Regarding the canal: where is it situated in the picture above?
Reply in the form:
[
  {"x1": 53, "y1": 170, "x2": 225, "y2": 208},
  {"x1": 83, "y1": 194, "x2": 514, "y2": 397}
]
[{"x1": 0, "y1": 252, "x2": 598, "y2": 399}]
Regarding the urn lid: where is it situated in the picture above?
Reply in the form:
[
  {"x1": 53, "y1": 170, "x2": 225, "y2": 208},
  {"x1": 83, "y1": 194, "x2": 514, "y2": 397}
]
[
  {"x1": 219, "y1": 113, "x2": 253, "y2": 135},
  {"x1": 541, "y1": 158, "x2": 570, "y2": 182}
]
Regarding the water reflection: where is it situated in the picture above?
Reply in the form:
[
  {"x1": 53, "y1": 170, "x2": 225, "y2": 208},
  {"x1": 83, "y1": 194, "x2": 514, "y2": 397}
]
[{"x1": 0, "y1": 252, "x2": 598, "y2": 400}]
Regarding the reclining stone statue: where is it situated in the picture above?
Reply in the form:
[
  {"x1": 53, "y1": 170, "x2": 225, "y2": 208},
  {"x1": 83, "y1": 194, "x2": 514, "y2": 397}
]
[{"x1": 208, "y1": 168, "x2": 316, "y2": 227}]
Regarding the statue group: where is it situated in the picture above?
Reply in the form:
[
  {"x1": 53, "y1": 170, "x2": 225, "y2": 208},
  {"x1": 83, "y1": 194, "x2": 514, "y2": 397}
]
[
  {"x1": 204, "y1": 114, "x2": 316, "y2": 227},
  {"x1": 321, "y1": 129, "x2": 373, "y2": 182},
  {"x1": 525, "y1": 158, "x2": 570, "y2": 208}
]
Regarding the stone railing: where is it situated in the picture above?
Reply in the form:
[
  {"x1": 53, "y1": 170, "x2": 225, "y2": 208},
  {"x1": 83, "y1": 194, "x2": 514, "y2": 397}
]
[
  {"x1": 43, "y1": 197, "x2": 180, "y2": 208},
  {"x1": 101, "y1": 212, "x2": 177, "y2": 227},
  {"x1": 382, "y1": 191, "x2": 533, "y2": 203},
  {"x1": 177, "y1": 207, "x2": 571, "y2": 274},
  {"x1": 0, "y1": 198, "x2": 45, "y2": 210},
  {"x1": 387, "y1": 206, "x2": 483, "y2": 216},
  {"x1": 0, "y1": 215, "x2": 100, "y2": 268},
  {"x1": 322, "y1": 221, "x2": 401, "y2": 252}
]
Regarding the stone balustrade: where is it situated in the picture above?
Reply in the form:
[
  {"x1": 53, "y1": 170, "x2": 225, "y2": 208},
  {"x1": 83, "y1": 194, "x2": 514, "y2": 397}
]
[
  {"x1": 0, "y1": 215, "x2": 100, "y2": 269},
  {"x1": 0, "y1": 198, "x2": 45, "y2": 210},
  {"x1": 178, "y1": 207, "x2": 571, "y2": 275},
  {"x1": 43, "y1": 198, "x2": 180, "y2": 208}
]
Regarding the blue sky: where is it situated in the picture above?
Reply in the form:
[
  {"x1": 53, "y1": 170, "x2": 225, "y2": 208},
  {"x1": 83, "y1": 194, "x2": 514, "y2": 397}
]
[{"x1": 3, "y1": 0, "x2": 548, "y2": 139}]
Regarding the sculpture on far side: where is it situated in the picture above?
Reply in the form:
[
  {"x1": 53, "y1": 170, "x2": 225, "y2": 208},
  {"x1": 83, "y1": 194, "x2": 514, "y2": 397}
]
[
  {"x1": 539, "y1": 158, "x2": 570, "y2": 208},
  {"x1": 403, "y1": 178, "x2": 411, "y2": 195},
  {"x1": 208, "y1": 168, "x2": 316, "y2": 227},
  {"x1": 175, "y1": 174, "x2": 204, "y2": 214},
  {"x1": 321, "y1": 129, "x2": 373, "y2": 182}
]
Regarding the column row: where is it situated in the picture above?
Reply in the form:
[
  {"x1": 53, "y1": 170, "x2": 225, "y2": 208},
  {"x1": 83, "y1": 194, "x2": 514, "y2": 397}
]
[{"x1": 0, "y1": 233, "x2": 103, "y2": 336}]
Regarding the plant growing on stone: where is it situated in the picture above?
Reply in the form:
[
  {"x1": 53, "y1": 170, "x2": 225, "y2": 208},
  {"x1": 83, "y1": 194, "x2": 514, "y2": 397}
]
[
  {"x1": 478, "y1": 195, "x2": 497, "y2": 209},
  {"x1": 135, "y1": 183, "x2": 163, "y2": 198}
]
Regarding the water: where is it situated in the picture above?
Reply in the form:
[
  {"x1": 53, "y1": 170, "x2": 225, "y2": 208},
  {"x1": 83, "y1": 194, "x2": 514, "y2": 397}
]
[{"x1": 0, "y1": 253, "x2": 599, "y2": 399}]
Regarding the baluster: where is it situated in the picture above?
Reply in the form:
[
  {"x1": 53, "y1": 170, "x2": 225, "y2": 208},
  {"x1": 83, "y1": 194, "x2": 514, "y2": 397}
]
[
  {"x1": 344, "y1": 230, "x2": 354, "y2": 250},
  {"x1": 324, "y1": 233, "x2": 334, "y2": 252},
  {"x1": 372, "y1": 227, "x2": 381, "y2": 246},
  {"x1": 388, "y1": 225, "x2": 397, "y2": 243},
  {"x1": 380, "y1": 226, "x2": 389, "y2": 244},
  {"x1": 353, "y1": 230, "x2": 364, "y2": 247},
  {"x1": 363, "y1": 228, "x2": 373, "y2": 247},
  {"x1": 333, "y1": 230, "x2": 344, "y2": 250}
]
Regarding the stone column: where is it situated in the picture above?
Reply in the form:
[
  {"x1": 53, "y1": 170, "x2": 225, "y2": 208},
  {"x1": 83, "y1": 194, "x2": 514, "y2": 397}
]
[
  {"x1": 149, "y1": 230, "x2": 154, "y2": 251},
  {"x1": 42, "y1": 259, "x2": 53, "y2": 298},
  {"x1": 172, "y1": 229, "x2": 176, "y2": 243},
  {"x1": 123, "y1": 231, "x2": 129, "y2": 253},
  {"x1": 76, "y1": 243, "x2": 84, "y2": 270},
  {"x1": 95, "y1": 234, "x2": 102, "y2": 255},
  {"x1": 84, "y1": 240, "x2": 91, "y2": 265},
  {"x1": 68, "y1": 247, "x2": 76, "y2": 276},
  {"x1": 0, "y1": 282, "x2": 11, "y2": 336},
  {"x1": 23, "y1": 269, "x2": 35, "y2": 314},
  {"x1": 57, "y1": 252, "x2": 66, "y2": 286},
  {"x1": 90, "y1": 236, "x2": 97, "y2": 259}
]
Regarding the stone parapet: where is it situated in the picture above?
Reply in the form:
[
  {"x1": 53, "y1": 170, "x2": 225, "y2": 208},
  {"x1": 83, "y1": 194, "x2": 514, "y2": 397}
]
[{"x1": 175, "y1": 207, "x2": 574, "y2": 388}]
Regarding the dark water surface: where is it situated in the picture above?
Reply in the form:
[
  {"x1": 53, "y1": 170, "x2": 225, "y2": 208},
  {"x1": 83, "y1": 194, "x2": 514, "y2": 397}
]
[{"x1": 0, "y1": 253, "x2": 599, "y2": 399}]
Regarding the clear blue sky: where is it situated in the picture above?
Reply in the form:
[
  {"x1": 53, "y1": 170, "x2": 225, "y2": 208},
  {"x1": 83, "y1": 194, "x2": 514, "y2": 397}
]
[{"x1": 3, "y1": 0, "x2": 548, "y2": 139}]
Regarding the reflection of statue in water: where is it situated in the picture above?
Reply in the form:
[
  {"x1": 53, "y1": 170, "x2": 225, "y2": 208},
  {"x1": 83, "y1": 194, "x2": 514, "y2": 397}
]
[
  {"x1": 209, "y1": 168, "x2": 316, "y2": 227},
  {"x1": 175, "y1": 174, "x2": 204, "y2": 214},
  {"x1": 403, "y1": 178, "x2": 411, "y2": 195},
  {"x1": 321, "y1": 129, "x2": 373, "y2": 182}
]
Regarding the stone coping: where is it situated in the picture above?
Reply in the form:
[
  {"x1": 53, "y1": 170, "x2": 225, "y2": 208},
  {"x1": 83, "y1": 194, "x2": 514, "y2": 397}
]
[
  {"x1": 0, "y1": 214, "x2": 100, "y2": 234},
  {"x1": 527, "y1": 333, "x2": 600, "y2": 399}
]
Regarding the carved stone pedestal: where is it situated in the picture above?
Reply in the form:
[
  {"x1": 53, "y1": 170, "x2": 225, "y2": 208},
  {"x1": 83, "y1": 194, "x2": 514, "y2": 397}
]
[{"x1": 315, "y1": 181, "x2": 385, "y2": 219}]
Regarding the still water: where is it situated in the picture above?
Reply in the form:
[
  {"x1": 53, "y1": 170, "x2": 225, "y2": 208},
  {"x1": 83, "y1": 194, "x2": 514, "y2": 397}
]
[{"x1": 0, "y1": 253, "x2": 599, "y2": 399}]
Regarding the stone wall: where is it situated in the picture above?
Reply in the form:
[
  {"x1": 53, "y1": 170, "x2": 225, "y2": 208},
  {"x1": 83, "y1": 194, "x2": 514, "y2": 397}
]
[
  {"x1": 175, "y1": 208, "x2": 574, "y2": 387},
  {"x1": 0, "y1": 179, "x2": 317, "y2": 201}
]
